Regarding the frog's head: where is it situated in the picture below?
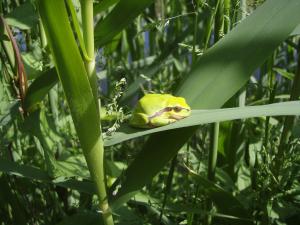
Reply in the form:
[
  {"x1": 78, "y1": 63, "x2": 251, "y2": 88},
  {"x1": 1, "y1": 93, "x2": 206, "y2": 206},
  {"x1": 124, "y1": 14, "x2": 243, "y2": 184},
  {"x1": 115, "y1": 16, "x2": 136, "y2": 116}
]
[{"x1": 166, "y1": 96, "x2": 191, "y2": 120}]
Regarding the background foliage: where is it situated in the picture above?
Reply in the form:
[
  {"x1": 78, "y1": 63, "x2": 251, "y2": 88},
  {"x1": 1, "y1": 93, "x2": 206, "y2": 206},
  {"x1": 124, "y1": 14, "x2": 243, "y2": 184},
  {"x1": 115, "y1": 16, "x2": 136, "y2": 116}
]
[{"x1": 0, "y1": 0, "x2": 300, "y2": 224}]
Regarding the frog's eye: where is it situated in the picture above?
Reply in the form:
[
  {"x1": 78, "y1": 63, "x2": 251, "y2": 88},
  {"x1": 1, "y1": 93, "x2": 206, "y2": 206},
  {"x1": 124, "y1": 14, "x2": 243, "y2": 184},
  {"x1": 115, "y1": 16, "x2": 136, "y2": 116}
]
[{"x1": 173, "y1": 106, "x2": 182, "y2": 112}]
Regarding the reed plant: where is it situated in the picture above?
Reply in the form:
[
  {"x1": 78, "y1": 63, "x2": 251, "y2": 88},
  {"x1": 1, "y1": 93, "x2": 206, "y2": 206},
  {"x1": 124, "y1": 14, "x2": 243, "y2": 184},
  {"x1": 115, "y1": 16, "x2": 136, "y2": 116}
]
[{"x1": 0, "y1": 0, "x2": 300, "y2": 224}]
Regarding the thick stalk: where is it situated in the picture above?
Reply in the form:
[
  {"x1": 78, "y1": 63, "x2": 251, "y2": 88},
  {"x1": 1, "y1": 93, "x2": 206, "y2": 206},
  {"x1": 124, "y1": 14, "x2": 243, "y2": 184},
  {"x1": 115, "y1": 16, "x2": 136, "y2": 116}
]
[
  {"x1": 37, "y1": 1, "x2": 114, "y2": 224},
  {"x1": 80, "y1": 2, "x2": 114, "y2": 224},
  {"x1": 205, "y1": 2, "x2": 223, "y2": 223},
  {"x1": 80, "y1": 2, "x2": 113, "y2": 224},
  {"x1": 80, "y1": 0, "x2": 98, "y2": 108}
]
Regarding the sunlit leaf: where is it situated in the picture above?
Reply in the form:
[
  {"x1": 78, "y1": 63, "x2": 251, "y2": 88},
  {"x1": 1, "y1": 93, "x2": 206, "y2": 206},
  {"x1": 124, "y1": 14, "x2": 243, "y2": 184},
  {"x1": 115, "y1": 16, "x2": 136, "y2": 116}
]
[{"x1": 105, "y1": 101, "x2": 300, "y2": 146}]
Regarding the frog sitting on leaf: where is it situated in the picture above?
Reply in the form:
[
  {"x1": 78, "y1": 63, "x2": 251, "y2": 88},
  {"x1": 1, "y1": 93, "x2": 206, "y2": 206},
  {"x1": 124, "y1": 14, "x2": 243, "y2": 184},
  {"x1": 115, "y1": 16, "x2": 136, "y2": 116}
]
[{"x1": 129, "y1": 94, "x2": 191, "y2": 128}]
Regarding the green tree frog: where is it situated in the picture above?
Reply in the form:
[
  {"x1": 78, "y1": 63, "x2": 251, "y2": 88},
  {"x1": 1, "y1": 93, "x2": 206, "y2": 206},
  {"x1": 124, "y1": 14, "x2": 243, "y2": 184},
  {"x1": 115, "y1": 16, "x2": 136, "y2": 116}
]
[{"x1": 129, "y1": 94, "x2": 191, "y2": 128}]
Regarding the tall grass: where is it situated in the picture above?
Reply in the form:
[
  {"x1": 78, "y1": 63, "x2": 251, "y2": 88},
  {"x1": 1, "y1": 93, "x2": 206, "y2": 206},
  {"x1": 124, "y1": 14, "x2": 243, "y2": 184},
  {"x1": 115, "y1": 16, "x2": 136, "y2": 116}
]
[{"x1": 0, "y1": 0, "x2": 300, "y2": 224}]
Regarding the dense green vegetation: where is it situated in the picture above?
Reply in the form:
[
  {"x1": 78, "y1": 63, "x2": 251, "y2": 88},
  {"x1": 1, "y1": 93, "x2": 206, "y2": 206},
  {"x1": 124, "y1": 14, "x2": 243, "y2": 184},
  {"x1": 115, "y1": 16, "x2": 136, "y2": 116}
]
[{"x1": 0, "y1": 0, "x2": 300, "y2": 224}]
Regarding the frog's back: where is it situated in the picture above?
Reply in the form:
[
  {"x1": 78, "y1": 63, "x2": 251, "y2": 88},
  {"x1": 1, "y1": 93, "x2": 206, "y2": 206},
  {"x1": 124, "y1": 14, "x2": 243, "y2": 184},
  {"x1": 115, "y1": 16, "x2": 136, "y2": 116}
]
[{"x1": 136, "y1": 94, "x2": 171, "y2": 114}]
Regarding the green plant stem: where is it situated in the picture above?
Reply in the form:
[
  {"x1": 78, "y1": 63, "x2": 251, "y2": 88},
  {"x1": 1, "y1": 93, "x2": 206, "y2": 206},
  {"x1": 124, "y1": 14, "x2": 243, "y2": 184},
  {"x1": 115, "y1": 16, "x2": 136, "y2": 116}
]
[
  {"x1": 205, "y1": 123, "x2": 219, "y2": 225},
  {"x1": 263, "y1": 55, "x2": 276, "y2": 149},
  {"x1": 205, "y1": 2, "x2": 223, "y2": 222},
  {"x1": 192, "y1": 0, "x2": 199, "y2": 64},
  {"x1": 80, "y1": 2, "x2": 113, "y2": 224},
  {"x1": 224, "y1": 0, "x2": 230, "y2": 33},
  {"x1": 214, "y1": 0, "x2": 224, "y2": 41},
  {"x1": 80, "y1": 0, "x2": 98, "y2": 108},
  {"x1": 159, "y1": 155, "x2": 177, "y2": 223},
  {"x1": 208, "y1": 0, "x2": 223, "y2": 180},
  {"x1": 237, "y1": 0, "x2": 247, "y2": 106},
  {"x1": 208, "y1": 123, "x2": 219, "y2": 181},
  {"x1": 239, "y1": 0, "x2": 247, "y2": 20},
  {"x1": 227, "y1": 0, "x2": 247, "y2": 181},
  {"x1": 36, "y1": 1, "x2": 113, "y2": 224},
  {"x1": 203, "y1": 0, "x2": 220, "y2": 50},
  {"x1": 39, "y1": 17, "x2": 47, "y2": 50},
  {"x1": 275, "y1": 40, "x2": 300, "y2": 177}
]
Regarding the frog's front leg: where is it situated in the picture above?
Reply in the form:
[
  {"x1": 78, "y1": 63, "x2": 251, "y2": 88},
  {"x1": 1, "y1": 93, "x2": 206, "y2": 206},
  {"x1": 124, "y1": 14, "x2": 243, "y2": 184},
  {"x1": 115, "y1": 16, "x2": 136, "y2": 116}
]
[
  {"x1": 149, "y1": 116, "x2": 176, "y2": 127},
  {"x1": 129, "y1": 113, "x2": 151, "y2": 128}
]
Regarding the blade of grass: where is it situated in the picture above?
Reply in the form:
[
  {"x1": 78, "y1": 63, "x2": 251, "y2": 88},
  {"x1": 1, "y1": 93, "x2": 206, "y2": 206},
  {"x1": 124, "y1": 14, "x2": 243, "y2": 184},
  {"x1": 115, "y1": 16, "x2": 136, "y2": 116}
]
[
  {"x1": 0, "y1": 157, "x2": 97, "y2": 194},
  {"x1": 105, "y1": 101, "x2": 300, "y2": 146}
]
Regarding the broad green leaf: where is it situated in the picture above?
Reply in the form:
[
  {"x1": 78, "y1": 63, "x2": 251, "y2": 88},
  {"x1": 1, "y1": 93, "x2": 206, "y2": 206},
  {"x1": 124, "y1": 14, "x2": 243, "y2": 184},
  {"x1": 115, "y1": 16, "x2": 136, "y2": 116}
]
[
  {"x1": 109, "y1": 0, "x2": 300, "y2": 207},
  {"x1": 24, "y1": 68, "x2": 58, "y2": 112},
  {"x1": 56, "y1": 156, "x2": 90, "y2": 179},
  {"x1": 105, "y1": 101, "x2": 300, "y2": 146},
  {"x1": 0, "y1": 158, "x2": 50, "y2": 181},
  {"x1": 0, "y1": 158, "x2": 96, "y2": 194},
  {"x1": 5, "y1": 2, "x2": 38, "y2": 30},
  {"x1": 94, "y1": 0, "x2": 153, "y2": 47},
  {"x1": 56, "y1": 179, "x2": 96, "y2": 195},
  {"x1": 94, "y1": 0, "x2": 119, "y2": 15}
]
